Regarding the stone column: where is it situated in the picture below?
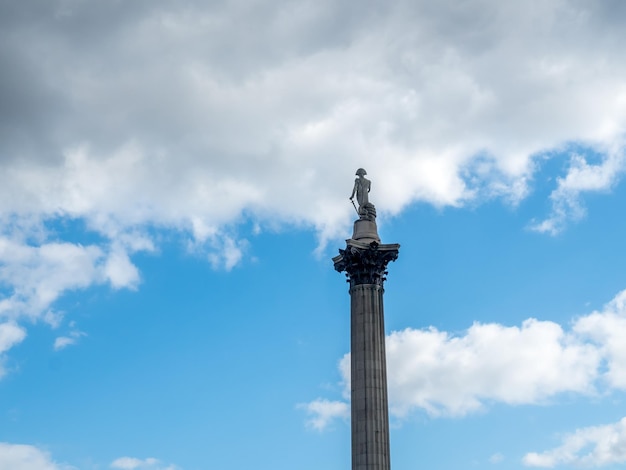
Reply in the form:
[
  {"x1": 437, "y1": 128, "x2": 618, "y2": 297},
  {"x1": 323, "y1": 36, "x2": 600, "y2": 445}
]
[{"x1": 333, "y1": 219, "x2": 399, "y2": 470}]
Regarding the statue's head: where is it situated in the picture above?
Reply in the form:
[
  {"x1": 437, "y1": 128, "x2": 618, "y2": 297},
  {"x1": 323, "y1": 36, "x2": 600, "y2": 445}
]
[{"x1": 355, "y1": 168, "x2": 367, "y2": 176}]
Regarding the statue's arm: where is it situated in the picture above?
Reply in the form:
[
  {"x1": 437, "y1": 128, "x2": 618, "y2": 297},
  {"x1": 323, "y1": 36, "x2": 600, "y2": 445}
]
[{"x1": 350, "y1": 179, "x2": 358, "y2": 199}]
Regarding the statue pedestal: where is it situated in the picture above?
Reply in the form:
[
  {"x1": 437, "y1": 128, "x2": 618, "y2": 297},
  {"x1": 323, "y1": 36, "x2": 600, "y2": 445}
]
[{"x1": 352, "y1": 219, "x2": 380, "y2": 243}]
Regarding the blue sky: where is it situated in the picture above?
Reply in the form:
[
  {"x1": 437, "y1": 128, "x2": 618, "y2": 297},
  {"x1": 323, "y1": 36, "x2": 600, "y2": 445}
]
[{"x1": 2, "y1": 1, "x2": 626, "y2": 469}]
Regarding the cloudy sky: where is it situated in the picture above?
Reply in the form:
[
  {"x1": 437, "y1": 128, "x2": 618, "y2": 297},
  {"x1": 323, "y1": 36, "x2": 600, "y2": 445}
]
[{"x1": 2, "y1": 0, "x2": 626, "y2": 468}]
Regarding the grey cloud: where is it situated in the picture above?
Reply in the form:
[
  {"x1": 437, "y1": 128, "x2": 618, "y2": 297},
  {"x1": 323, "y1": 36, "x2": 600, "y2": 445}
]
[
  {"x1": 1, "y1": 0, "x2": 626, "y2": 371},
  {"x1": 0, "y1": 0, "x2": 625, "y2": 239}
]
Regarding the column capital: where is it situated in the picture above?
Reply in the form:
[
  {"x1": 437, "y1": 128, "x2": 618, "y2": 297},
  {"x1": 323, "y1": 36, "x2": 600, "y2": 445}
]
[{"x1": 333, "y1": 239, "x2": 400, "y2": 287}]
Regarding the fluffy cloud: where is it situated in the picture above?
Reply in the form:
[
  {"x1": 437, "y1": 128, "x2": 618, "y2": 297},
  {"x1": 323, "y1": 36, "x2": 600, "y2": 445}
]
[
  {"x1": 0, "y1": 443, "x2": 73, "y2": 470},
  {"x1": 0, "y1": 445, "x2": 177, "y2": 470},
  {"x1": 0, "y1": 322, "x2": 27, "y2": 377},
  {"x1": 523, "y1": 417, "x2": 626, "y2": 468},
  {"x1": 334, "y1": 319, "x2": 599, "y2": 419},
  {"x1": 1, "y1": 0, "x2": 626, "y2": 246},
  {"x1": 531, "y1": 147, "x2": 626, "y2": 234},
  {"x1": 0, "y1": 237, "x2": 102, "y2": 321},
  {"x1": 384, "y1": 319, "x2": 599, "y2": 416},
  {"x1": 298, "y1": 399, "x2": 350, "y2": 431},
  {"x1": 0, "y1": 322, "x2": 26, "y2": 355},
  {"x1": 0, "y1": 236, "x2": 144, "y2": 322},
  {"x1": 304, "y1": 288, "x2": 626, "y2": 428},
  {"x1": 3, "y1": 0, "x2": 626, "y2": 378},
  {"x1": 0, "y1": 235, "x2": 144, "y2": 367},
  {"x1": 573, "y1": 289, "x2": 626, "y2": 389}
]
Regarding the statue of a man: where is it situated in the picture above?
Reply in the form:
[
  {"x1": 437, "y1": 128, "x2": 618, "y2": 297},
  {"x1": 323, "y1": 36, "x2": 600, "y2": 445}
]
[{"x1": 350, "y1": 168, "x2": 371, "y2": 214}]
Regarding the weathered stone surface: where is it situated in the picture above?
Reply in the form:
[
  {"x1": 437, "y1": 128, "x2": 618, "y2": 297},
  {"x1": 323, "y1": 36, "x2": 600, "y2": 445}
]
[
  {"x1": 352, "y1": 219, "x2": 381, "y2": 243},
  {"x1": 333, "y1": 239, "x2": 399, "y2": 288},
  {"x1": 334, "y1": 235, "x2": 399, "y2": 470},
  {"x1": 350, "y1": 283, "x2": 390, "y2": 470},
  {"x1": 349, "y1": 168, "x2": 377, "y2": 221}
]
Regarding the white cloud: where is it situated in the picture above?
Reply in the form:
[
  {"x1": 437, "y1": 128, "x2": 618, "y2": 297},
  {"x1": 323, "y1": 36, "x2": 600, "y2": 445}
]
[
  {"x1": 1, "y1": 0, "x2": 626, "y2": 253},
  {"x1": 111, "y1": 456, "x2": 178, "y2": 470},
  {"x1": 0, "y1": 444, "x2": 176, "y2": 470},
  {"x1": 53, "y1": 328, "x2": 87, "y2": 351},
  {"x1": 0, "y1": 237, "x2": 145, "y2": 319},
  {"x1": 0, "y1": 236, "x2": 135, "y2": 323},
  {"x1": 531, "y1": 147, "x2": 626, "y2": 234},
  {"x1": 303, "y1": 288, "x2": 626, "y2": 428},
  {"x1": 0, "y1": 442, "x2": 74, "y2": 470},
  {"x1": 0, "y1": 237, "x2": 104, "y2": 320},
  {"x1": 0, "y1": 322, "x2": 26, "y2": 355},
  {"x1": 3, "y1": 0, "x2": 626, "y2": 383},
  {"x1": 0, "y1": 235, "x2": 141, "y2": 371},
  {"x1": 53, "y1": 336, "x2": 75, "y2": 351},
  {"x1": 384, "y1": 319, "x2": 598, "y2": 416},
  {"x1": 205, "y1": 235, "x2": 248, "y2": 271},
  {"x1": 523, "y1": 417, "x2": 626, "y2": 468},
  {"x1": 104, "y1": 245, "x2": 141, "y2": 290},
  {"x1": 297, "y1": 399, "x2": 350, "y2": 431},
  {"x1": 111, "y1": 457, "x2": 157, "y2": 469},
  {"x1": 574, "y1": 289, "x2": 626, "y2": 389},
  {"x1": 0, "y1": 322, "x2": 27, "y2": 377}
]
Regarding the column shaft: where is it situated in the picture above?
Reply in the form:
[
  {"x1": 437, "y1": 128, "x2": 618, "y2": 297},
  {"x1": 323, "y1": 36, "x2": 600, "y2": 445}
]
[
  {"x1": 333, "y1": 237, "x2": 399, "y2": 470},
  {"x1": 350, "y1": 284, "x2": 390, "y2": 470}
]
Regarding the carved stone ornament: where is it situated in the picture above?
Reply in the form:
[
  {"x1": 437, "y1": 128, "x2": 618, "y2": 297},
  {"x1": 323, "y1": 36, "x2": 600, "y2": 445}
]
[{"x1": 333, "y1": 240, "x2": 400, "y2": 287}]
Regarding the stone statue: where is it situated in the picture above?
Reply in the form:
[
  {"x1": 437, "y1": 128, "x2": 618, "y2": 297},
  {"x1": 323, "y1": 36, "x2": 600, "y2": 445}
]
[{"x1": 350, "y1": 168, "x2": 377, "y2": 221}]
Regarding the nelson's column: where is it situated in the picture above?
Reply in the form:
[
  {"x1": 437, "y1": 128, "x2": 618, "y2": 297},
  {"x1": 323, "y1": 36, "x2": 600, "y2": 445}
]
[{"x1": 333, "y1": 168, "x2": 399, "y2": 470}]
